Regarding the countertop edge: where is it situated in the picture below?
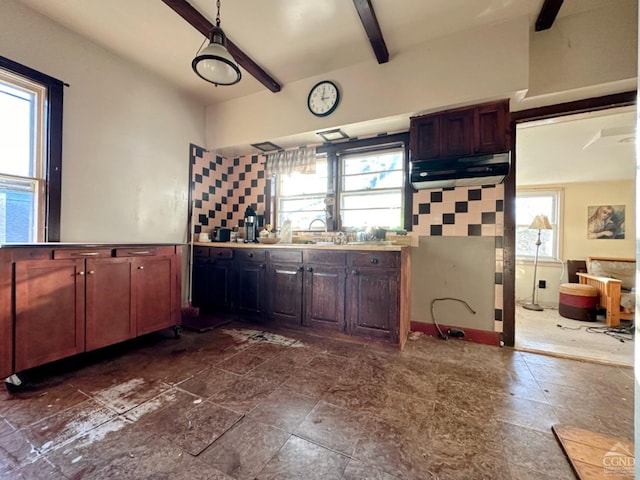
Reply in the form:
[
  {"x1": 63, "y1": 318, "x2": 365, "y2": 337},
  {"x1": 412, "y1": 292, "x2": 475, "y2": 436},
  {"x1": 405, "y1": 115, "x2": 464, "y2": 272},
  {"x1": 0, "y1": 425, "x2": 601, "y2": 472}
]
[{"x1": 192, "y1": 241, "x2": 409, "y2": 251}]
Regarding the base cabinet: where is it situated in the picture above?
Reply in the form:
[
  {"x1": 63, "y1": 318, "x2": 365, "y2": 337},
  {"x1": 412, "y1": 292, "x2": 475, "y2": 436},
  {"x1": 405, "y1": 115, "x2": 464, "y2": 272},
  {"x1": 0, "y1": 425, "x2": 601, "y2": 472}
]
[
  {"x1": 3, "y1": 244, "x2": 182, "y2": 376},
  {"x1": 192, "y1": 245, "x2": 410, "y2": 348},
  {"x1": 346, "y1": 266, "x2": 399, "y2": 343},
  {"x1": 235, "y1": 249, "x2": 267, "y2": 318},
  {"x1": 192, "y1": 248, "x2": 233, "y2": 312},
  {"x1": 14, "y1": 259, "x2": 86, "y2": 371}
]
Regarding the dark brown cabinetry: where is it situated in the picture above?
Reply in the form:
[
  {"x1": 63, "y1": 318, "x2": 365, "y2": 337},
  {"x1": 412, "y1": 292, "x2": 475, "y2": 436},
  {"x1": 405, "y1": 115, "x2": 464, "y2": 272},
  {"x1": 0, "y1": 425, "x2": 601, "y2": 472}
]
[
  {"x1": 268, "y1": 250, "x2": 304, "y2": 327},
  {"x1": 303, "y1": 250, "x2": 346, "y2": 332},
  {"x1": 1, "y1": 244, "x2": 182, "y2": 377},
  {"x1": 192, "y1": 245, "x2": 410, "y2": 348},
  {"x1": 346, "y1": 252, "x2": 400, "y2": 343},
  {"x1": 235, "y1": 248, "x2": 267, "y2": 317},
  {"x1": 410, "y1": 100, "x2": 509, "y2": 161},
  {"x1": 192, "y1": 248, "x2": 233, "y2": 312}
]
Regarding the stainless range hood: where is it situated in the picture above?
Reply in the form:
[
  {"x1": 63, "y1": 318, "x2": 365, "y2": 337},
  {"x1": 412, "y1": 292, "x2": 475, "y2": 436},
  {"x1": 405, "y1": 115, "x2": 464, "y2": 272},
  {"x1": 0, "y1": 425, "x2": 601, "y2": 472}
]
[{"x1": 410, "y1": 152, "x2": 510, "y2": 190}]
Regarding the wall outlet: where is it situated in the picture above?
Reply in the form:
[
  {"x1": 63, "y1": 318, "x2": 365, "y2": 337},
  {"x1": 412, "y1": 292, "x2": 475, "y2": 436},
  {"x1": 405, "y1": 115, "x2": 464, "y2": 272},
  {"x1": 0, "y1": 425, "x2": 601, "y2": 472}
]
[{"x1": 538, "y1": 280, "x2": 546, "y2": 289}]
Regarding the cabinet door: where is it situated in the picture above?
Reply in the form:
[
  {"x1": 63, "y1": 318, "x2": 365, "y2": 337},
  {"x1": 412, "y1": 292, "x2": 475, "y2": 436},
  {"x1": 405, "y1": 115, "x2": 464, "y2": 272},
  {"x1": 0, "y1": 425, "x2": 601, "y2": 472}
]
[
  {"x1": 475, "y1": 102, "x2": 508, "y2": 154},
  {"x1": 192, "y1": 257, "x2": 211, "y2": 310},
  {"x1": 347, "y1": 267, "x2": 399, "y2": 342},
  {"x1": 14, "y1": 259, "x2": 85, "y2": 371},
  {"x1": 268, "y1": 263, "x2": 303, "y2": 326},
  {"x1": 303, "y1": 265, "x2": 346, "y2": 331},
  {"x1": 409, "y1": 115, "x2": 440, "y2": 160},
  {"x1": 85, "y1": 257, "x2": 135, "y2": 351},
  {"x1": 134, "y1": 255, "x2": 176, "y2": 335},
  {"x1": 235, "y1": 261, "x2": 266, "y2": 317},
  {"x1": 441, "y1": 109, "x2": 474, "y2": 157}
]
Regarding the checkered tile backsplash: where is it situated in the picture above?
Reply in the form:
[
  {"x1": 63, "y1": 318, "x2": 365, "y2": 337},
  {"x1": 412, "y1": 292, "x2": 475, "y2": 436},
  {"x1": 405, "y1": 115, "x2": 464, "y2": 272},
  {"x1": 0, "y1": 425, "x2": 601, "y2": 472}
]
[
  {"x1": 411, "y1": 183, "x2": 505, "y2": 333},
  {"x1": 190, "y1": 146, "x2": 267, "y2": 234},
  {"x1": 189, "y1": 144, "x2": 505, "y2": 335}
]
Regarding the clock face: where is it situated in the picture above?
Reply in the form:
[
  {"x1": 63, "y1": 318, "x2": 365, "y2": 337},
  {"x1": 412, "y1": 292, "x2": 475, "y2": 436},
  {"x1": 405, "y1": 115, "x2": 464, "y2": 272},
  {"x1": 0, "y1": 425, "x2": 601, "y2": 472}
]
[{"x1": 307, "y1": 81, "x2": 340, "y2": 117}]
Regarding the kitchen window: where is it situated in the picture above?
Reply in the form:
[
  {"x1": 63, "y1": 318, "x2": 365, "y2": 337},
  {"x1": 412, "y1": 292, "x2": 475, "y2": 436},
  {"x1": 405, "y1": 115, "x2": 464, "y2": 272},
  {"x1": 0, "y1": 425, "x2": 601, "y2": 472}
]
[
  {"x1": 0, "y1": 56, "x2": 63, "y2": 242},
  {"x1": 275, "y1": 133, "x2": 410, "y2": 231},
  {"x1": 516, "y1": 189, "x2": 561, "y2": 260}
]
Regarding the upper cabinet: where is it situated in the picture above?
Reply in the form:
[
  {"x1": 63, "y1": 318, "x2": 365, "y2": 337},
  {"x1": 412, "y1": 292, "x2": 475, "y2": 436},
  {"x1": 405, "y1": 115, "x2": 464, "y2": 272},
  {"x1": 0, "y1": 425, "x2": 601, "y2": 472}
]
[{"x1": 410, "y1": 100, "x2": 510, "y2": 161}]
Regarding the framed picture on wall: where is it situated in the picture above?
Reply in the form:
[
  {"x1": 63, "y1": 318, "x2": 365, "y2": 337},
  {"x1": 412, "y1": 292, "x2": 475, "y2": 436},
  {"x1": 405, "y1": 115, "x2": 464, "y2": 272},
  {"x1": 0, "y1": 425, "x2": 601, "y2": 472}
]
[{"x1": 587, "y1": 205, "x2": 625, "y2": 239}]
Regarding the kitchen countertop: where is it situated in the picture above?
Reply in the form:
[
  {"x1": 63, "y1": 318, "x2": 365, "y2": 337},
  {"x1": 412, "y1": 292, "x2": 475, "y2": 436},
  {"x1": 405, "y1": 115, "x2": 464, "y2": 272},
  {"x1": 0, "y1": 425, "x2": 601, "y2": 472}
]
[
  {"x1": 0, "y1": 242, "x2": 182, "y2": 249},
  {"x1": 193, "y1": 241, "x2": 409, "y2": 251}
]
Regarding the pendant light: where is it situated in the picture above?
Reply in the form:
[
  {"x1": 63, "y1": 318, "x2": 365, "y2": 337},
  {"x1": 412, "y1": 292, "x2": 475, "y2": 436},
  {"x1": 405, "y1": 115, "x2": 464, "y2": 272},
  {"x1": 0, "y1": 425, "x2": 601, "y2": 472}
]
[{"x1": 192, "y1": 0, "x2": 241, "y2": 86}]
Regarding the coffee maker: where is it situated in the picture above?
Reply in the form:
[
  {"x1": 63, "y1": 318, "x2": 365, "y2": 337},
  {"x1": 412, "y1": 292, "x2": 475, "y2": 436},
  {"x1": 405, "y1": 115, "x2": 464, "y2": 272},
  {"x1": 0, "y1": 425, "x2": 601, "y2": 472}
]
[{"x1": 244, "y1": 206, "x2": 258, "y2": 243}]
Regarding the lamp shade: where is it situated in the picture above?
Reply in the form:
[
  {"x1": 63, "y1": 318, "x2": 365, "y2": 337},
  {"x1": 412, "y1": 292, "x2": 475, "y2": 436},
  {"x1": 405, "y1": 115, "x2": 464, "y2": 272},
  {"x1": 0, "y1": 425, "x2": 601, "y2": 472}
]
[
  {"x1": 192, "y1": 26, "x2": 241, "y2": 86},
  {"x1": 529, "y1": 215, "x2": 552, "y2": 230}
]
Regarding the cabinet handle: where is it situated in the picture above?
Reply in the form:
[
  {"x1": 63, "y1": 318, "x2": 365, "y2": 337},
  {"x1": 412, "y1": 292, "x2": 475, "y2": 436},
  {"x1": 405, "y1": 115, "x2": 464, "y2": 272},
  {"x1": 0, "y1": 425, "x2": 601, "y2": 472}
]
[
  {"x1": 138, "y1": 266, "x2": 144, "y2": 270},
  {"x1": 78, "y1": 271, "x2": 85, "y2": 276},
  {"x1": 370, "y1": 258, "x2": 379, "y2": 265},
  {"x1": 259, "y1": 264, "x2": 265, "y2": 269},
  {"x1": 216, "y1": 252, "x2": 223, "y2": 256},
  {"x1": 88, "y1": 270, "x2": 95, "y2": 275},
  {"x1": 73, "y1": 252, "x2": 100, "y2": 256},
  {"x1": 129, "y1": 250, "x2": 151, "y2": 255},
  {"x1": 248, "y1": 253, "x2": 254, "y2": 258},
  {"x1": 306, "y1": 267, "x2": 313, "y2": 272},
  {"x1": 352, "y1": 269, "x2": 359, "y2": 275}
]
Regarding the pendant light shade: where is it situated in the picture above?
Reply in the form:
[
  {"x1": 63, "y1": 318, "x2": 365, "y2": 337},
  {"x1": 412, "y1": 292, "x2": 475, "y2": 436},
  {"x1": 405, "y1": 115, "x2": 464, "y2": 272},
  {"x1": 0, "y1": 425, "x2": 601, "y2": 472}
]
[{"x1": 192, "y1": 1, "x2": 241, "y2": 86}]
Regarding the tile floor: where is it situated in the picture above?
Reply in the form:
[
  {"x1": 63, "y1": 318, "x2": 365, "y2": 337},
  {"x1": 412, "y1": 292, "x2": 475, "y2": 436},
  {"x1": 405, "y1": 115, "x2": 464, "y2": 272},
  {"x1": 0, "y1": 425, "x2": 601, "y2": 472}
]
[{"x1": 0, "y1": 321, "x2": 633, "y2": 479}]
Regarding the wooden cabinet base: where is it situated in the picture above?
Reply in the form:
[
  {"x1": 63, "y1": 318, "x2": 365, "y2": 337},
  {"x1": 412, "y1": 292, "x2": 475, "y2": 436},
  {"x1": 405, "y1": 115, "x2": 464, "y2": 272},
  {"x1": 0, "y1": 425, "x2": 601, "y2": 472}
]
[{"x1": 0, "y1": 244, "x2": 182, "y2": 377}]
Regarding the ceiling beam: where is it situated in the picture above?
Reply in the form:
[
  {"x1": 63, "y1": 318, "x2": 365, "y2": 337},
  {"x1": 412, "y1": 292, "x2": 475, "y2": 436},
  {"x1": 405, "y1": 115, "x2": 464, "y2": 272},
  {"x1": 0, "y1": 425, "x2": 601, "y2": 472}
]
[
  {"x1": 161, "y1": 0, "x2": 281, "y2": 92},
  {"x1": 352, "y1": 0, "x2": 389, "y2": 64},
  {"x1": 535, "y1": 0, "x2": 564, "y2": 32}
]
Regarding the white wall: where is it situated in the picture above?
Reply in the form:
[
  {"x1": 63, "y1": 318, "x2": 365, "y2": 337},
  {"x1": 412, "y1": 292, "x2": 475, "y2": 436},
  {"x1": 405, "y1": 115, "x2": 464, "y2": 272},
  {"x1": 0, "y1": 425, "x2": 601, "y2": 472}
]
[
  {"x1": 516, "y1": 180, "x2": 635, "y2": 307},
  {"x1": 206, "y1": 17, "x2": 530, "y2": 152},
  {"x1": 0, "y1": 1, "x2": 206, "y2": 243},
  {"x1": 528, "y1": 0, "x2": 638, "y2": 98}
]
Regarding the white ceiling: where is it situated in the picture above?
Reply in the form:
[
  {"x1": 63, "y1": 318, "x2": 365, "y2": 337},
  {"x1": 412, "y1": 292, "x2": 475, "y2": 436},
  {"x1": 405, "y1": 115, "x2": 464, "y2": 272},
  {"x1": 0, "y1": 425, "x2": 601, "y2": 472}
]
[
  {"x1": 17, "y1": 0, "x2": 636, "y2": 185},
  {"x1": 516, "y1": 106, "x2": 636, "y2": 186}
]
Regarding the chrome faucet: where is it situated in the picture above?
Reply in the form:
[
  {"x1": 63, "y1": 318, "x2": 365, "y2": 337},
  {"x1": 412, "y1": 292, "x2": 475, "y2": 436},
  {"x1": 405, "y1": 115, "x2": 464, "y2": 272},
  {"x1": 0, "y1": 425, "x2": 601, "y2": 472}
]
[{"x1": 308, "y1": 218, "x2": 327, "y2": 232}]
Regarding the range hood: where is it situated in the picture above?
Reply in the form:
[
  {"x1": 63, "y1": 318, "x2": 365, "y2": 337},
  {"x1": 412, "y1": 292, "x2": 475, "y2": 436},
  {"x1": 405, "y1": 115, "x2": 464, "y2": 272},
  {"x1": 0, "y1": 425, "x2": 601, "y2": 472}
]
[{"x1": 410, "y1": 152, "x2": 510, "y2": 190}]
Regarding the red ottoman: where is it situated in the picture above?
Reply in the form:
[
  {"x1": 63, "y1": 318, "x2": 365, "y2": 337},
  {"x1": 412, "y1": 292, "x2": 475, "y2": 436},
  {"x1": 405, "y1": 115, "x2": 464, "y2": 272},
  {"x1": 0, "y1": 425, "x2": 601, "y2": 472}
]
[{"x1": 559, "y1": 283, "x2": 598, "y2": 321}]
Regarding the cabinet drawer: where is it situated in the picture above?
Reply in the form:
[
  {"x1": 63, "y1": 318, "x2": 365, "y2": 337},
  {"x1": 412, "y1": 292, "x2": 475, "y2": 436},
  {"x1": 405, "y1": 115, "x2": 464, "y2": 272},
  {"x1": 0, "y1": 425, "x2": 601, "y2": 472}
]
[
  {"x1": 236, "y1": 249, "x2": 266, "y2": 262},
  {"x1": 193, "y1": 246, "x2": 210, "y2": 258},
  {"x1": 349, "y1": 252, "x2": 398, "y2": 268},
  {"x1": 210, "y1": 248, "x2": 233, "y2": 260},
  {"x1": 304, "y1": 250, "x2": 346, "y2": 265},
  {"x1": 54, "y1": 248, "x2": 113, "y2": 259},
  {"x1": 269, "y1": 250, "x2": 302, "y2": 263},
  {"x1": 115, "y1": 246, "x2": 175, "y2": 257}
]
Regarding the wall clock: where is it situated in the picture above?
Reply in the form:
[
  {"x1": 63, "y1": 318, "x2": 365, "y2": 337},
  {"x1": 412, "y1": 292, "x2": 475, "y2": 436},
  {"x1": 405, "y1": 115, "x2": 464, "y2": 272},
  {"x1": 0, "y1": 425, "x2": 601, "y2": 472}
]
[{"x1": 307, "y1": 80, "x2": 340, "y2": 117}]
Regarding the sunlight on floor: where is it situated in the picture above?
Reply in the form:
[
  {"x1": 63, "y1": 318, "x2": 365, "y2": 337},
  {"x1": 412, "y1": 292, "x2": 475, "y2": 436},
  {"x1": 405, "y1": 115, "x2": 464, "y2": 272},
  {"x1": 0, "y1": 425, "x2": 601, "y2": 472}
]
[{"x1": 515, "y1": 304, "x2": 634, "y2": 367}]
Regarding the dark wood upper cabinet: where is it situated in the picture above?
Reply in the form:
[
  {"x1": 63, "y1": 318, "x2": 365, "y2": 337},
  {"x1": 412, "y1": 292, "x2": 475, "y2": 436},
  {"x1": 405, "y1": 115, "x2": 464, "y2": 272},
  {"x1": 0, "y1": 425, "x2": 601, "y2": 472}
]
[
  {"x1": 410, "y1": 99, "x2": 509, "y2": 161},
  {"x1": 474, "y1": 101, "x2": 509, "y2": 154}
]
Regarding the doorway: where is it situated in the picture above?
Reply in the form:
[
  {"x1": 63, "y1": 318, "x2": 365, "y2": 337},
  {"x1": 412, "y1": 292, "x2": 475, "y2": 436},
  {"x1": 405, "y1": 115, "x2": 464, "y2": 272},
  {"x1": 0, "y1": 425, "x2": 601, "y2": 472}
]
[{"x1": 503, "y1": 94, "x2": 636, "y2": 366}]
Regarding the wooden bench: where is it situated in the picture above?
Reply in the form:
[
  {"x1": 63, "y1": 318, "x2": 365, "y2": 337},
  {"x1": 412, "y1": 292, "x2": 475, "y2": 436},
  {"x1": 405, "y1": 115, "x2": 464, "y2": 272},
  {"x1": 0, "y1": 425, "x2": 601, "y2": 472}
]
[{"x1": 577, "y1": 257, "x2": 635, "y2": 327}]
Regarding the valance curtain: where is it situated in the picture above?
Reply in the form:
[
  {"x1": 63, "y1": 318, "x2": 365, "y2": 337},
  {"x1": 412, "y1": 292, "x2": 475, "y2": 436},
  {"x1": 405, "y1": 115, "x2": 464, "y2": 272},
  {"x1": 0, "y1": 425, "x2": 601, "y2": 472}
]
[{"x1": 266, "y1": 146, "x2": 317, "y2": 176}]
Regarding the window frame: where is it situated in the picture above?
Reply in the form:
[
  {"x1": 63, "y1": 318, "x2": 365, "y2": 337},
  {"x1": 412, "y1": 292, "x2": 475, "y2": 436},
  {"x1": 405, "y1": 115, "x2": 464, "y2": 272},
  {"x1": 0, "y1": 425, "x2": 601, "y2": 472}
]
[
  {"x1": 0, "y1": 55, "x2": 63, "y2": 242},
  {"x1": 515, "y1": 188, "x2": 563, "y2": 262},
  {"x1": 275, "y1": 132, "x2": 411, "y2": 232}
]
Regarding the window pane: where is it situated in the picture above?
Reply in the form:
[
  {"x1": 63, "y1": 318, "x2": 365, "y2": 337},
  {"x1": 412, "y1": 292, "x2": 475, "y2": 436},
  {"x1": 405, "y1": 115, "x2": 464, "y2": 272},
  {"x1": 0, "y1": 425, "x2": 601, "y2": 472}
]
[
  {"x1": 342, "y1": 191, "x2": 402, "y2": 210},
  {"x1": 0, "y1": 177, "x2": 36, "y2": 242},
  {"x1": 342, "y1": 208, "x2": 403, "y2": 230},
  {"x1": 516, "y1": 191, "x2": 559, "y2": 258},
  {"x1": 343, "y1": 170, "x2": 403, "y2": 191},
  {"x1": 0, "y1": 81, "x2": 34, "y2": 177},
  {"x1": 342, "y1": 151, "x2": 402, "y2": 175},
  {"x1": 279, "y1": 159, "x2": 327, "y2": 196}
]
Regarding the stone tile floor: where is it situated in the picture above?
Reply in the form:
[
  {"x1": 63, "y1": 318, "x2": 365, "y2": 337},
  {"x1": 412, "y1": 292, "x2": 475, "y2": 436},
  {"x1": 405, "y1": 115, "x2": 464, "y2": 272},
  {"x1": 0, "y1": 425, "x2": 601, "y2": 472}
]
[{"x1": 0, "y1": 321, "x2": 633, "y2": 479}]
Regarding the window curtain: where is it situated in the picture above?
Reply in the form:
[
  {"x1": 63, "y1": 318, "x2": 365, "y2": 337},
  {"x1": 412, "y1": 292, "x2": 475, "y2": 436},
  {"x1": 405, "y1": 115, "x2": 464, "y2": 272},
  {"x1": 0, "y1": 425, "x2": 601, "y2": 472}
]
[{"x1": 266, "y1": 146, "x2": 317, "y2": 176}]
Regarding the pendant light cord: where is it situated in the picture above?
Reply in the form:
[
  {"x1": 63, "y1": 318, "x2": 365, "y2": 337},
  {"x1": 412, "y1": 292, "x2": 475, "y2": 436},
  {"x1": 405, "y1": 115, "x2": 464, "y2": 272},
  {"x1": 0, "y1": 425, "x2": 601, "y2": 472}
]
[{"x1": 216, "y1": 0, "x2": 221, "y2": 27}]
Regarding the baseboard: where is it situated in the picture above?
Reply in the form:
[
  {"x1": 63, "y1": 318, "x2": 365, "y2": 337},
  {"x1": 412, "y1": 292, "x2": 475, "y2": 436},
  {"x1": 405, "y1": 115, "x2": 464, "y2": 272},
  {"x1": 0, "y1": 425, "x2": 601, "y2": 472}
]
[{"x1": 410, "y1": 321, "x2": 501, "y2": 347}]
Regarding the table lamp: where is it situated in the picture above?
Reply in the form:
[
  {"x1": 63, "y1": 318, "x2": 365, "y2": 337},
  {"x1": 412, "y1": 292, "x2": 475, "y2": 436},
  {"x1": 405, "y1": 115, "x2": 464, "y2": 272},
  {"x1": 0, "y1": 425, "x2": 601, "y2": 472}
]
[{"x1": 523, "y1": 214, "x2": 553, "y2": 311}]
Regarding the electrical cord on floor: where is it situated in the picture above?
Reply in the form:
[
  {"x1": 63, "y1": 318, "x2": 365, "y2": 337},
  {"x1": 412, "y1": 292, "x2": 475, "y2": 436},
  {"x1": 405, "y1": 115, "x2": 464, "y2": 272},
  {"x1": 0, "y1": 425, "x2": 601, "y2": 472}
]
[
  {"x1": 556, "y1": 322, "x2": 635, "y2": 342},
  {"x1": 430, "y1": 297, "x2": 476, "y2": 340}
]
